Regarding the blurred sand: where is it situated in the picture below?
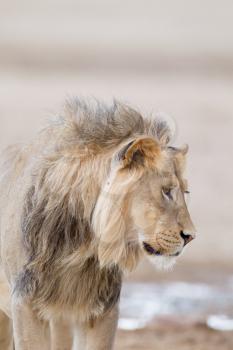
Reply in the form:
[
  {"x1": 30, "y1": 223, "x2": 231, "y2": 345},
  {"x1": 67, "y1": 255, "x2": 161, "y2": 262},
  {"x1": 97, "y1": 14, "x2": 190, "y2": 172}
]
[
  {"x1": 116, "y1": 321, "x2": 233, "y2": 350},
  {"x1": 116, "y1": 319, "x2": 233, "y2": 350}
]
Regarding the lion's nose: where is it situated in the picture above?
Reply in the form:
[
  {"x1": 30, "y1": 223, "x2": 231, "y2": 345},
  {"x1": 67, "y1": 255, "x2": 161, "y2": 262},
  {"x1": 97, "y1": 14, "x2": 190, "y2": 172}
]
[{"x1": 180, "y1": 231, "x2": 194, "y2": 246}]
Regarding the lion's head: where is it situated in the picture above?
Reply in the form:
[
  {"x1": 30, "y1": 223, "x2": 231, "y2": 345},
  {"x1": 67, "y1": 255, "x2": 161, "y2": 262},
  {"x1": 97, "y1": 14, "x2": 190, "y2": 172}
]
[
  {"x1": 93, "y1": 138, "x2": 195, "y2": 271},
  {"x1": 88, "y1": 109, "x2": 196, "y2": 271}
]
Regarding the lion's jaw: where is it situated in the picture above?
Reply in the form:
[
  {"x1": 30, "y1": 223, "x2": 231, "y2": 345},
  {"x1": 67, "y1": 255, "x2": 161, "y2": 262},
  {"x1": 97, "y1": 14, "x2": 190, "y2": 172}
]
[{"x1": 136, "y1": 232, "x2": 179, "y2": 271}]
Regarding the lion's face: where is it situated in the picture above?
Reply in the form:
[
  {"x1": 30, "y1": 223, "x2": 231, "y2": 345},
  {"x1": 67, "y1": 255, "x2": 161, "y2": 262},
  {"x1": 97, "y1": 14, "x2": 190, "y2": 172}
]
[
  {"x1": 93, "y1": 136, "x2": 196, "y2": 271},
  {"x1": 129, "y1": 149, "x2": 195, "y2": 269}
]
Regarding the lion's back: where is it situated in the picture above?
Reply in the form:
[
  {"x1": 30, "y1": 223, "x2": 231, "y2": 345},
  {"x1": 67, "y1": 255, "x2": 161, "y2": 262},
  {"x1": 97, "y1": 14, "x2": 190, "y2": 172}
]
[{"x1": 0, "y1": 143, "x2": 40, "y2": 267}]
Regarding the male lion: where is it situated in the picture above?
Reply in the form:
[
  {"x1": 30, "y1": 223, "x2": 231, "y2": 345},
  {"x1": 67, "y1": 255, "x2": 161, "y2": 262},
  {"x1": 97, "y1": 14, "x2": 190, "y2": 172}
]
[{"x1": 0, "y1": 99, "x2": 195, "y2": 349}]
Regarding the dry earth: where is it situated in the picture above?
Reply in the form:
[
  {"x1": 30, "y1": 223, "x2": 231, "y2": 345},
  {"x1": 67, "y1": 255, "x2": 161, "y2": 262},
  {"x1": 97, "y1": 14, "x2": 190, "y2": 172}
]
[{"x1": 116, "y1": 321, "x2": 233, "y2": 350}]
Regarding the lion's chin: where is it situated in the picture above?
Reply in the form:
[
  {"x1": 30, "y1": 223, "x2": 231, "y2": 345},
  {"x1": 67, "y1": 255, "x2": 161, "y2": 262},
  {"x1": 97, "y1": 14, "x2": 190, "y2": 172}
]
[{"x1": 147, "y1": 255, "x2": 177, "y2": 271}]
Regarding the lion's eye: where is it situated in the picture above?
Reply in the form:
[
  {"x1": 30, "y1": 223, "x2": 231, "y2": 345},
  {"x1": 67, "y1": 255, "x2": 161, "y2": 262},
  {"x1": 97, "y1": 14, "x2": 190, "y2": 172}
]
[{"x1": 162, "y1": 188, "x2": 173, "y2": 200}]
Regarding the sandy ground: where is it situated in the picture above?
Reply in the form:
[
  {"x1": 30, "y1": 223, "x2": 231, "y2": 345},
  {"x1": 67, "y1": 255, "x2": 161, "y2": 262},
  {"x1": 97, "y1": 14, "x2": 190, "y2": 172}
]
[{"x1": 116, "y1": 321, "x2": 233, "y2": 350}]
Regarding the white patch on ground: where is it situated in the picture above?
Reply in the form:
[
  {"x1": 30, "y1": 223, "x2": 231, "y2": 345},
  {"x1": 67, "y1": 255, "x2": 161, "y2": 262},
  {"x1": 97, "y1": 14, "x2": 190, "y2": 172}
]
[
  {"x1": 118, "y1": 282, "x2": 233, "y2": 331},
  {"x1": 118, "y1": 318, "x2": 148, "y2": 330},
  {"x1": 207, "y1": 315, "x2": 233, "y2": 331}
]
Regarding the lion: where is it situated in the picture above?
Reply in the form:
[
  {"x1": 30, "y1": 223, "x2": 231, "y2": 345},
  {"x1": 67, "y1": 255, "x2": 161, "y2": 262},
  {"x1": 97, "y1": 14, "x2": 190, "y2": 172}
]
[{"x1": 0, "y1": 99, "x2": 196, "y2": 349}]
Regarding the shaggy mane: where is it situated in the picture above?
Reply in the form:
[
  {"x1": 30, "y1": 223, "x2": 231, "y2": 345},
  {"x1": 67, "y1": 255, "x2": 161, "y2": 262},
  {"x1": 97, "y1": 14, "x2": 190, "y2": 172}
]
[{"x1": 58, "y1": 98, "x2": 172, "y2": 150}]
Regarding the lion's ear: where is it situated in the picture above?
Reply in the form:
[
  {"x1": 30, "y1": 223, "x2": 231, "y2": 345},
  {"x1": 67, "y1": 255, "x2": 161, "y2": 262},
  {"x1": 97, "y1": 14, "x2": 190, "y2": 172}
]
[{"x1": 117, "y1": 137, "x2": 161, "y2": 169}]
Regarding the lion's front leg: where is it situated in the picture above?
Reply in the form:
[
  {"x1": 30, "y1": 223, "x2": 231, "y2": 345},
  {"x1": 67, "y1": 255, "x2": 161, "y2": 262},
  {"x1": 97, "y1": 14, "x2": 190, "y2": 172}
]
[
  {"x1": 11, "y1": 297, "x2": 50, "y2": 350},
  {"x1": 50, "y1": 318, "x2": 74, "y2": 350},
  {"x1": 0, "y1": 310, "x2": 13, "y2": 350},
  {"x1": 75, "y1": 304, "x2": 119, "y2": 350}
]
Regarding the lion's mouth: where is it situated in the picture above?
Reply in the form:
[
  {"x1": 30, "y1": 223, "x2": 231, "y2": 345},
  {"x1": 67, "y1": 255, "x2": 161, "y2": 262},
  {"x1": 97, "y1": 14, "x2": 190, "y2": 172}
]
[
  {"x1": 143, "y1": 242, "x2": 161, "y2": 256},
  {"x1": 143, "y1": 242, "x2": 181, "y2": 257}
]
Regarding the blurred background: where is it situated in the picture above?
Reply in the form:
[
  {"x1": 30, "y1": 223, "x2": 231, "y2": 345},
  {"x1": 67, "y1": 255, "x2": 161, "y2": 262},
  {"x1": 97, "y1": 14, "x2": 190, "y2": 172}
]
[{"x1": 1, "y1": 0, "x2": 233, "y2": 348}]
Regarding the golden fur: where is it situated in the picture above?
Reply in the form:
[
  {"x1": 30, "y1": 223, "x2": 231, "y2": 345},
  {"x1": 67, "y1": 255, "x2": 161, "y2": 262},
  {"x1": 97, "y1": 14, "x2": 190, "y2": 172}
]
[{"x1": 0, "y1": 99, "x2": 195, "y2": 349}]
